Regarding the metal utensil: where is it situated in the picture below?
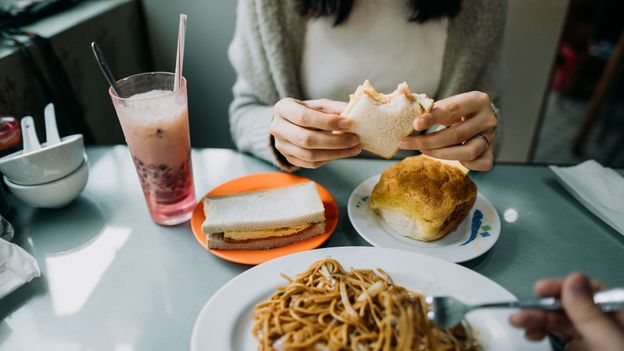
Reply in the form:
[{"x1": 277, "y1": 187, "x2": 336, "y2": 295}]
[
  {"x1": 90, "y1": 42, "x2": 123, "y2": 97},
  {"x1": 44, "y1": 103, "x2": 61, "y2": 145},
  {"x1": 20, "y1": 116, "x2": 41, "y2": 153},
  {"x1": 427, "y1": 287, "x2": 624, "y2": 328}
]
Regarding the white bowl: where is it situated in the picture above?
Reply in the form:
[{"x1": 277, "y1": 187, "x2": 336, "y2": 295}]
[
  {"x1": 0, "y1": 134, "x2": 84, "y2": 185},
  {"x1": 4, "y1": 154, "x2": 89, "y2": 208}
]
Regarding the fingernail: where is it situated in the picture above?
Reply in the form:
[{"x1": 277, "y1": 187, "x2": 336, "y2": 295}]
[
  {"x1": 350, "y1": 147, "x2": 361, "y2": 155},
  {"x1": 568, "y1": 274, "x2": 591, "y2": 298},
  {"x1": 415, "y1": 116, "x2": 431, "y2": 130},
  {"x1": 508, "y1": 313, "x2": 521, "y2": 327},
  {"x1": 349, "y1": 136, "x2": 360, "y2": 145},
  {"x1": 338, "y1": 119, "x2": 351, "y2": 130},
  {"x1": 414, "y1": 118, "x2": 424, "y2": 129}
]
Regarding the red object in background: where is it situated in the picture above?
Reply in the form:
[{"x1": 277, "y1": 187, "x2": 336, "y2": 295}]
[
  {"x1": 552, "y1": 44, "x2": 581, "y2": 92},
  {"x1": 0, "y1": 116, "x2": 21, "y2": 151}
]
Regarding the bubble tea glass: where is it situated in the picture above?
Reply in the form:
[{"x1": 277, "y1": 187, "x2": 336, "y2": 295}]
[{"x1": 110, "y1": 72, "x2": 195, "y2": 225}]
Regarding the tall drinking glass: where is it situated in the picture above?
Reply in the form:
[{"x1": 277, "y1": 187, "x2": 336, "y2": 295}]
[{"x1": 110, "y1": 72, "x2": 195, "y2": 225}]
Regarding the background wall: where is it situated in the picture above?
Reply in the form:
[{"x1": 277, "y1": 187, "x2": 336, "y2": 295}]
[
  {"x1": 498, "y1": 0, "x2": 568, "y2": 162},
  {"x1": 141, "y1": 0, "x2": 237, "y2": 149},
  {"x1": 141, "y1": 0, "x2": 569, "y2": 161}
]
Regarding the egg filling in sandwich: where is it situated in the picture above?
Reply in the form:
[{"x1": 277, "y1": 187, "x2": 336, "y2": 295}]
[
  {"x1": 370, "y1": 155, "x2": 477, "y2": 242},
  {"x1": 342, "y1": 80, "x2": 434, "y2": 159},
  {"x1": 202, "y1": 182, "x2": 326, "y2": 250}
]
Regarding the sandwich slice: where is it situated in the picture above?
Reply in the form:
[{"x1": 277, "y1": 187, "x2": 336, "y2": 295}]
[
  {"x1": 370, "y1": 155, "x2": 476, "y2": 242},
  {"x1": 341, "y1": 80, "x2": 434, "y2": 159},
  {"x1": 202, "y1": 182, "x2": 326, "y2": 250}
]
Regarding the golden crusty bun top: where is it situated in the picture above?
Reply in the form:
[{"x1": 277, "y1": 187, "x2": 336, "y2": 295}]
[{"x1": 369, "y1": 155, "x2": 477, "y2": 236}]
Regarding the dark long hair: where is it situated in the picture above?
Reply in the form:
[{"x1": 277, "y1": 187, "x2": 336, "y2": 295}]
[{"x1": 295, "y1": 0, "x2": 462, "y2": 26}]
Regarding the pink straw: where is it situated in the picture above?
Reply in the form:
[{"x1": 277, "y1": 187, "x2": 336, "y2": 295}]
[{"x1": 174, "y1": 14, "x2": 187, "y2": 91}]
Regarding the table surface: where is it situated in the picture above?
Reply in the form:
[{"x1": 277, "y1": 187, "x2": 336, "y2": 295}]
[{"x1": 2, "y1": 146, "x2": 623, "y2": 351}]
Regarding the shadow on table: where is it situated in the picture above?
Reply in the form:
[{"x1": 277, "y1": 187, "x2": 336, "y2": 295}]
[
  {"x1": 0, "y1": 197, "x2": 106, "y2": 345},
  {"x1": 546, "y1": 179, "x2": 624, "y2": 244},
  {"x1": 461, "y1": 246, "x2": 495, "y2": 271},
  {"x1": 18, "y1": 196, "x2": 107, "y2": 255},
  {"x1": 0, "y1": 321, "x2": 8, "y2": 348},
  {"x1": 0, "y1": 273, "x2": 48, "y2": 328},
  {"x1": 85, "y1": 148, "x2": 107, "y2": 168}
]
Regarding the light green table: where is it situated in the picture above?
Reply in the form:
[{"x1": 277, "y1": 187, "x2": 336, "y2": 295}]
[{"x1": 1, "y1": 146, "x2": 623, "y2": 350}]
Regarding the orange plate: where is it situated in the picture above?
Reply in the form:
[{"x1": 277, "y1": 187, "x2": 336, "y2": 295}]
[{"x1": 191, "y1": 173, "x2": 338, "y2": 265}]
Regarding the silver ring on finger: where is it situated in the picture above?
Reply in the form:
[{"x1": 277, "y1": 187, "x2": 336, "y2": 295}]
[{"x1": 474, "y1": 133, "x2": 489, "y2": 152}]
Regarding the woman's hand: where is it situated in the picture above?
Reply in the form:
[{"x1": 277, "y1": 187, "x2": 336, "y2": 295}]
[
  {"x1": 270, "y1": 98, "x2": 361, "y2": 169},
  {"x1": 509, "y1": 273, "x2": 624, "y2": 351},
  {"x1": 399, "y1": 91, "x2": 497, "y2": 171}
]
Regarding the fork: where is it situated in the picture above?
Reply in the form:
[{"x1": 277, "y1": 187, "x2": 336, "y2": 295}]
[{"x1": 426, "y1": 287, "x2": 624, "y2": 328}]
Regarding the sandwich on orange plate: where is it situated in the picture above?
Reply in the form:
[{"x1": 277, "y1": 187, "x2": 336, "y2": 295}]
[{"x1": 201, "y1": 182, "x2": 326, "y2": 250}]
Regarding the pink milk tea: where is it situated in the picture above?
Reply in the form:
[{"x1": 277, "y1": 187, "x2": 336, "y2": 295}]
[{"x1": 110, "y1": 72, "x2": 195, "y2": 225}]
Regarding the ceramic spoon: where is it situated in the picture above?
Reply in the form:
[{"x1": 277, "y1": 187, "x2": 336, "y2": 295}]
[
  {"x1": 20, "y1": 116, "x2": 41, "y2": 153},
  {"x1": 44, "y1": 103, "x2": 61, "y2": 146}
]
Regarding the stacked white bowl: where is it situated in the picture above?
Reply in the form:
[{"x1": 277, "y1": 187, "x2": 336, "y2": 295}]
[{"x1": 0, "y1": 104, "x2": 89, "y2": 208}]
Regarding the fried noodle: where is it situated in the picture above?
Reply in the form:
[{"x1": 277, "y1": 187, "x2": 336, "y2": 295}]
[{"x1": 252, "y1": 258, "x2": 479, "y2": 351}]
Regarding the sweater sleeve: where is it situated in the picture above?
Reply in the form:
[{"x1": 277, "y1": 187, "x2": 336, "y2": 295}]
[
  {"x1": 437, "y1": 0, "x2": 507, "y2": 132},
  {"x1": 229, "y1": 77, "x2": 282, "y2": 167},
  {"x1": 473, "y1": 0, "x2": 507, "y2": 153},
  {"x1": 227, "y1": 0, "x2": 298, "y2": 171},
  {"x1": 466, "y1": 0, "x2": 507, "y2": 110}
]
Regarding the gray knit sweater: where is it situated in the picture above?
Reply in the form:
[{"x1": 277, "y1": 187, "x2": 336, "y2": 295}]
[{"x1": 228, "y1": 0, "x2": 507, "y2": 168}]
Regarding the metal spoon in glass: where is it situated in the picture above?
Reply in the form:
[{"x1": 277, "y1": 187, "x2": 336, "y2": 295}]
[
  {"x1": 426, "y1": 287, "x2": 624, "y2": 329},
  {"x1": 90, "y1": 42, "x2": 123, "y2": 97}
]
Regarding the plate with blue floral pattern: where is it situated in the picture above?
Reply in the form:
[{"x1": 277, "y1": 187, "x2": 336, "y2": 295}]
[{"x1": 348, "y1": 175, "x2": 501, "y2": 263}]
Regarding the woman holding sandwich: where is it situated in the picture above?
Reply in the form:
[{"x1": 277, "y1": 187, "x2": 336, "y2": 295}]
[{"x1": 228, "y1": 0, "x2": 503, "y2": 171}]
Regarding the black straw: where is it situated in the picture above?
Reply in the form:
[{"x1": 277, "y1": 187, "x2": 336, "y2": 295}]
[{"x1": 90, "y1": 42, "x2": 123, "y2": 98}]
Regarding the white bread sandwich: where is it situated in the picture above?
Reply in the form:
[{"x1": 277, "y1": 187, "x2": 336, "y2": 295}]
[
  {"x1": 202, "y1": 182, "x2": 326, "y2": 250},
  {"x1": 341, "y1": 80, "x2": 434, "y2": 159},
  {"x1": 370, "y1": 155, "x2": 476, "y2": 242}
]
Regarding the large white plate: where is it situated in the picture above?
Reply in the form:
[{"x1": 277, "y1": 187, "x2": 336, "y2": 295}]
[
  {"x1": 348, "y1": 175, "x2": 501, "y2": 263},
  {"x1": 191, "y1": 247, "x2": 550, "y2": 351}
]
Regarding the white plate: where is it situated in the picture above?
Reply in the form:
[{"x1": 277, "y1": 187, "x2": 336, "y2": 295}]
[
  {"x1": 191, "y1": 247, "x2": 550, "y2": 351},
  {"x1": 348, "y1": 175, "x2": 501, "y2": 263}
]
